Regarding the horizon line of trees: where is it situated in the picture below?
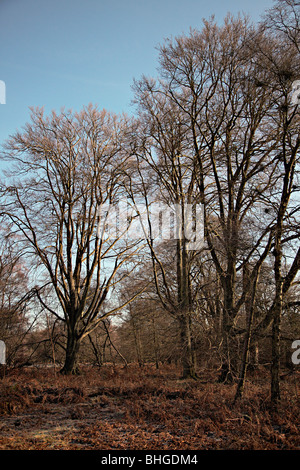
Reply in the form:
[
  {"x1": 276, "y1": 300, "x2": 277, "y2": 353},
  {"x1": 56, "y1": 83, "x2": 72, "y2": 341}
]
[{"x1": 0, "y1": 0, "x2": 300, "y2": 405}]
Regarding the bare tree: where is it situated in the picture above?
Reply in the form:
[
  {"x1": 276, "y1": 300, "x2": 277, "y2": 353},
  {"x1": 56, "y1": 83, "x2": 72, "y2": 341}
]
[
  {"x1": 0, "y1": 105, "x2": 145, "y2": 374},
  {"x1": 131, "y1": 14, "x2": 300, "y2": 393},
  {"x1": 0, "y1": 228, "x2": 31, "y2": 366},
  {"x1": 152, "y1": 17, "x2": 282, "y2": 383},
  {"x1": 264, "y1": 0, "x2": 300, "y2": 53},
  {"x1": 258, "y1": 0, "x2": 300, "y2": 404}
]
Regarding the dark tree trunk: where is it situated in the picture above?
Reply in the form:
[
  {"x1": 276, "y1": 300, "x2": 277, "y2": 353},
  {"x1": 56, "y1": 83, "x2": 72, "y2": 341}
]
[
  {"x1": 219, "y1": 310, "x2": 236, "y2": 384},
  {"x1": 234, "y1": 264, "x2": 257, "y2": 402},
  {"x1": 271, "y1": 298, "x2": 282, "y2": 404},
  {"x1": 60, "y1": 329, "x2": 81, "y2": 375},
  {"x1": 271, "y1": 211, "x2": 284, "y2": 404},
  {"x1": 179, "y1": 313, "x2": 197, "y2": 379}
]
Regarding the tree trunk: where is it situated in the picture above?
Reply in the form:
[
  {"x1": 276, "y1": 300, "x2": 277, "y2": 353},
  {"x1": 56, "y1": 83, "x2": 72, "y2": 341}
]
[
  {"x1": 219, "y1": 336, "x2": 235, "y2": 383},
  {"x1": 176, "y1": 235, "x2": 197, "y2": 379},
  {"x1": 234, "y1": 263, "x2": 258, "y2": 401},
  {"x1": 131, "y1": 314, "x2": 144, "y2": 367},
  {"x1": 179, "y1": 313, "x2": 197, "y2": 379},
  {"x1": 249, "y1": 341, "x2": 259, "y2": 370},
  {"x1": 219, "y1": 307, "x2": 236, "y2": 383},
  {"x1": 219, "y1": 266, "x2": 237, "y2": 383},
  {"x1": 60, "y1": 328, "x2": 81, "y2": 375},
  {"x1": 152, "y1": 316, "x2": 160, "y2": 369},
  {"x1": 271, "y1": 216, "x2": 284, "y2": 404},
  {"x1": 271, "y1": 297, "x2": 282, "y2": 404},
  {"x1": 234, "y1": 270, "x2": 257, "y2": 401}
]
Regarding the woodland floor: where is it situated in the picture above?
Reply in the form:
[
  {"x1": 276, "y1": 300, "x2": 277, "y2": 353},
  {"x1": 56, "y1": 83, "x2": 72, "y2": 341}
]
[{"x1": 0, "y1": 364, "x2": 299, "y2": 451}]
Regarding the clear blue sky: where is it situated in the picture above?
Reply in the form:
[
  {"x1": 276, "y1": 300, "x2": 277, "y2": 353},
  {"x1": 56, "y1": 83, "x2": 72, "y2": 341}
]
[{"x1": 0, "y1": 0, "x2": 274, "y2": 154}]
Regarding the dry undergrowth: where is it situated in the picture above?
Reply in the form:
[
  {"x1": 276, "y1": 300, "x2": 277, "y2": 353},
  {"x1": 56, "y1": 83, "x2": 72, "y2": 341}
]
[{"x1": 0, "y1": 364, "x2": 299, "y2": 450}]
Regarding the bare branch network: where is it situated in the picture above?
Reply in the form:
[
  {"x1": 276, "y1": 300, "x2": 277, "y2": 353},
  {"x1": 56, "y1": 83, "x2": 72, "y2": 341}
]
[{"x1": 0, "y1": 1, "x2": 299, "y2": 407}]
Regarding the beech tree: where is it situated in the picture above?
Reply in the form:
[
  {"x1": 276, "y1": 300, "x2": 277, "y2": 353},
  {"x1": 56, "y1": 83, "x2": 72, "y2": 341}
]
[
  {"x1": 0, "y1": 105, "x2": 144, "y2": 374},
  {"x1": 256, "y1": 0, "x2": 300, "y2": 404},
  {"x1": 124, "y1": 91, "x2": 203, "y2": 378},
  {"x1": 142, "y1": 17, "x2": 280, "y2": 383},
  {"x1": 131, "y1": 12, "x2": 300, "y2": 394}
]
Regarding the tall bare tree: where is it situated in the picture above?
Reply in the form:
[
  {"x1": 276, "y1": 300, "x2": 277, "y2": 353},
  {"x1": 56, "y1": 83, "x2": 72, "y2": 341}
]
[
  {"x1": 124, "y1": 90, "x2": 203, "y2": 378},
  {"x1": 0, "y1": 105, "x2": 145, "y2": 374},
  {"x1": 132, "y1": 14, "x2": 300, "y2": 392},
  {"x1": 153, "y1": 17, "x2": 283, "y2": 382},
  {"x1": 258, "y1": 0, "x2": 300, "y2": 404}
]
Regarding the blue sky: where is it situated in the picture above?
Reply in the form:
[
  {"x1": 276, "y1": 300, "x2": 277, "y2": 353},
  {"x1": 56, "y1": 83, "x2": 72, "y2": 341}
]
[{"x1": 0, "y1": 0, "x2": 274, "y2": 154}]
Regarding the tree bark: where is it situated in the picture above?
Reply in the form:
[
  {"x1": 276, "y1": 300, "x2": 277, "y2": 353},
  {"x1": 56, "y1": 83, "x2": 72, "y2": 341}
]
[
  {"x1": 60, "y1": 327, "x2": 81, "y2": 375},
  {"x1": 179, "y1": 313, "x2": 197, "y2": 379},
  {"x1": 234, "y1": 265, "x2": 258, "y2": 402},
  {"x1": 271, "y1": 245, "x2": 283, "y2": 404},
  {"x1": 219, "y1": 288, "x2": 236, "y2": 383}
]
